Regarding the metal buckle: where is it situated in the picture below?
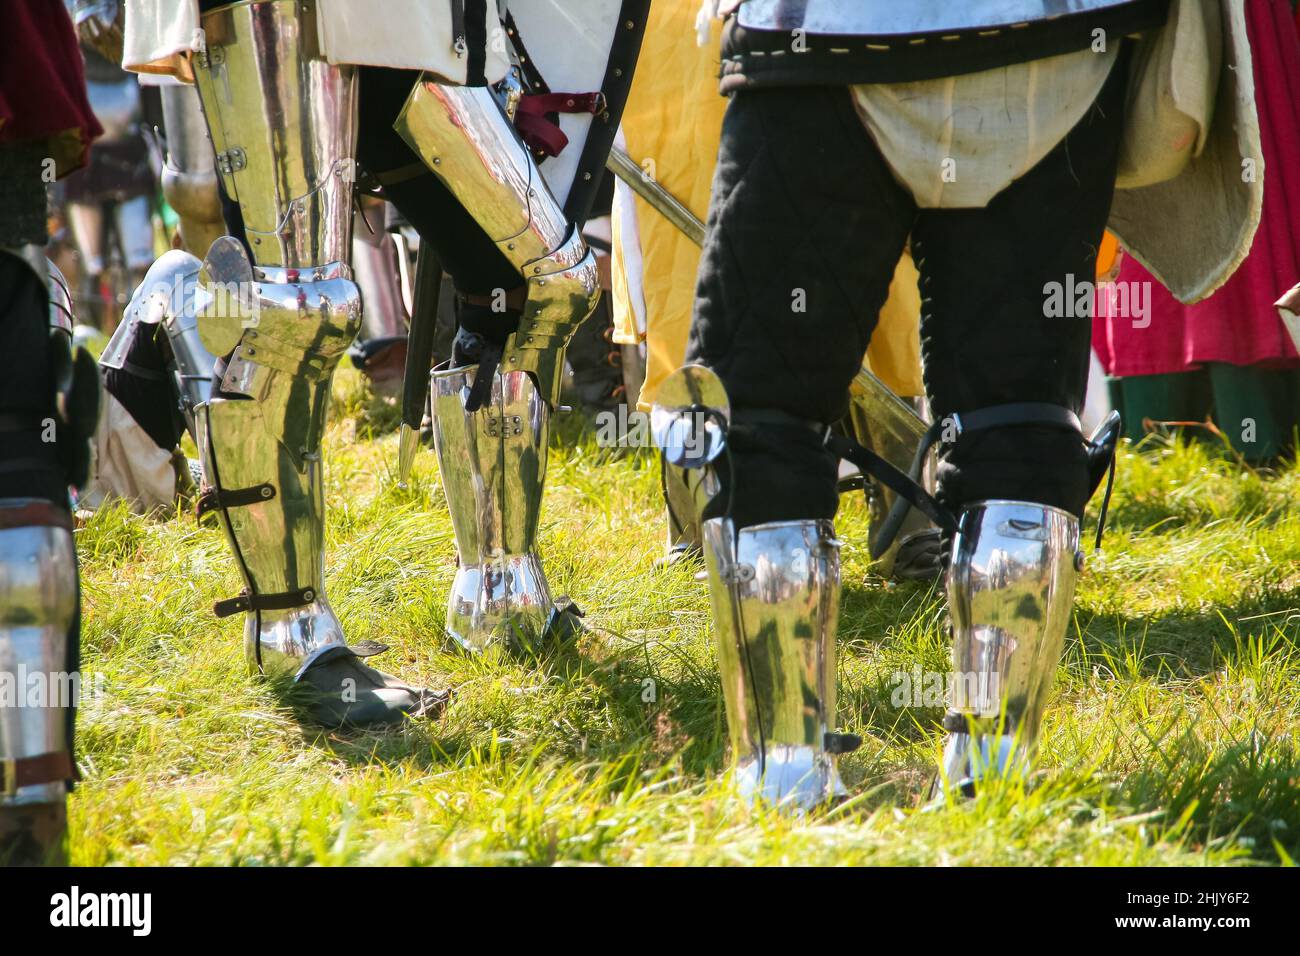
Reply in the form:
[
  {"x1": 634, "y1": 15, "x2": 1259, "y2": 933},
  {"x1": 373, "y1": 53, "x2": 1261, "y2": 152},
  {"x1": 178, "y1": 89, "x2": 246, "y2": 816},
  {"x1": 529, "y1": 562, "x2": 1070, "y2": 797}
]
[{"x1": 1, "y1": 757, "x2": 16, "y2": 797}]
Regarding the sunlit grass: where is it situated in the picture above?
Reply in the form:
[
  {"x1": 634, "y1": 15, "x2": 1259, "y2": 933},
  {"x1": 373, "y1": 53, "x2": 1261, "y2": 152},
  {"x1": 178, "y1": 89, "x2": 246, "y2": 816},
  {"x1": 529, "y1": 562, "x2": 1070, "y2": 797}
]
[{"x1": 69, "y1": 368, "x2": 1300, "y2": 865}]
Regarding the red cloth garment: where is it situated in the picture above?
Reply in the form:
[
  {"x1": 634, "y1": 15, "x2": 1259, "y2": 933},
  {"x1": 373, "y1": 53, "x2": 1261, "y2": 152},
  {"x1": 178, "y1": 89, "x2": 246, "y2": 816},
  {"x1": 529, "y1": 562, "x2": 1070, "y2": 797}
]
[
  {"x1": 1094, "y1": 0, "x2": 1300, "y2": 376},
  {"x1": 0, "y1": 1, "x2": 103, "y2": 177}
]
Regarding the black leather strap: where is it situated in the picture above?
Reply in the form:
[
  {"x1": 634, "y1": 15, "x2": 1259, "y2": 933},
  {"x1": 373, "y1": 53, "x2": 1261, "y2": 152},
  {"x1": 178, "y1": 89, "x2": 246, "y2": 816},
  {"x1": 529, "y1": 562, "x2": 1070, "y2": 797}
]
[
  {"x1": 854, "y1": 402, "x2": 1088, "y2": 559},
  {"x1": 943, "y1": 709, "x2": 1025, "y2": 734},
  {"x1": 195, "y1": 482, "x2": 276, "y2": 519},
  {"x1": 826, "y1": 431, "x2": 958, "y2": 536},
  {"x1": 213, "y1": 586, "x2": 316, "y2": 619}
]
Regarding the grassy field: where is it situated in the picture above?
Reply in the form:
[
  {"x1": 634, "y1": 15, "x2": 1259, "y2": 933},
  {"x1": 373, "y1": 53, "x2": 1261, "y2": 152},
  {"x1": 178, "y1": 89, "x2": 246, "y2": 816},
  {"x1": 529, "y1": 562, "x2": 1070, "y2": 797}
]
[{"x1": 69, "y1": 367, "x2": 1300, "y2": 865}]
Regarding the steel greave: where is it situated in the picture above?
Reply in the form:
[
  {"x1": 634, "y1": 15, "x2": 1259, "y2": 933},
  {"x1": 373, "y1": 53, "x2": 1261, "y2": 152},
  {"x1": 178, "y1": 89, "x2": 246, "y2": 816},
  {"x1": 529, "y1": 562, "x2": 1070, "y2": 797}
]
[
  {"x1": 430, "y1": 366, "x2": 553, "y2": 652},
  {"x1": 701, "y1": 517, "x2": 846, "y2": 810},
  {"x1": 938, "y1": 500, "x2": 1080, "y2": 795},
  {"x1": 196, "y1": 264, "x2": 361, "y2": 677},
  {"x1": 0, "y1": 511, "x2": 77, "y2": 807}
]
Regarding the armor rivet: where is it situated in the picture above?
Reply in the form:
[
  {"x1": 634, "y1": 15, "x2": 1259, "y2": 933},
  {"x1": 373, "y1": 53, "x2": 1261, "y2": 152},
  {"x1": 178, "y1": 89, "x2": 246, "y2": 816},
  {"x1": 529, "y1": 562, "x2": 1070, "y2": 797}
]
[
  {"x1": 434, "y1": 158, "x2": 442, "y2": 165},
  {"x1": 261, "y1": 487, "x2": 272, "y2": 498},
  {"x1": 626, "y1": 20, "x2": 634, "y2": 29},
  {"x1": 583, "y1": 172, "x2": 592, "y2": 181},
  {"x1": 303, "y1": 589, "x2": 315, "y2": 602},
  {"x1": 614, "y1": 68, "x2": 623, "y2": 77}
]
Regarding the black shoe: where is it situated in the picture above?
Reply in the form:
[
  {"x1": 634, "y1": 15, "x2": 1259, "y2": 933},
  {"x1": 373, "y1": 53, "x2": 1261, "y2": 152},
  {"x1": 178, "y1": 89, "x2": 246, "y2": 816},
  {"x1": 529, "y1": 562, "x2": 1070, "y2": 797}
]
[{"x1": 296, "y1": 646, "x2": 450, "y2": 729}]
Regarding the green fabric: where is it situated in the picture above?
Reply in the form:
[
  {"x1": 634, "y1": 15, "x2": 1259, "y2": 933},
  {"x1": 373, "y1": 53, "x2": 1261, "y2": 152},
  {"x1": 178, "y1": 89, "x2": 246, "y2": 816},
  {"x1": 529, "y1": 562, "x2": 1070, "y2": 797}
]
[
  {"x1": 1110, "y1": 366, "x2": 1300, "y2": 463},
  {"x1": 1206, "y1": 364, "x2": 1300, "y2": 461}
]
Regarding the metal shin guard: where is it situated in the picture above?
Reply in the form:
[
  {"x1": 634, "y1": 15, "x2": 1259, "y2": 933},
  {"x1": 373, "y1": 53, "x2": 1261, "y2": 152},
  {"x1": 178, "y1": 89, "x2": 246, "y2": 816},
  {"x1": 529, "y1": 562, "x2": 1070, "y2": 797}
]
[
  {"x1": 352, "y1": 197, "x2": 409, "y2": 345},
  {"x1": 0, "y1": 502, "x2": 79, "y2": 812},
  {"x1": 196, "y1": 261, "x2": 360, "y2": 677},
  {"x1": 661, "y1": 456, "x2": 715, "y2": 564},
  {"x1": 395, "y1": 81, "x2": 601, "y2": 406},
  {"x1": 937, "y1": 501, "x2": 1081, "y2": 798},
  {"x1": 701, "y1": 517, "x2": 857, "y2": 811},
  {"x1": 429, "y1": 365, "x2": 556, "y2": 652}
]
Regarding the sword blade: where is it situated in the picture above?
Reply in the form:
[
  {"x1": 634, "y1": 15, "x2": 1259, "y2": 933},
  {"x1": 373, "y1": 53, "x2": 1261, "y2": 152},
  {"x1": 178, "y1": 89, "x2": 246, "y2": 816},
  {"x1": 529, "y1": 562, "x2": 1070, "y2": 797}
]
[{"x1": 605, "y1": 146, "x2": 706, "y2": 247}]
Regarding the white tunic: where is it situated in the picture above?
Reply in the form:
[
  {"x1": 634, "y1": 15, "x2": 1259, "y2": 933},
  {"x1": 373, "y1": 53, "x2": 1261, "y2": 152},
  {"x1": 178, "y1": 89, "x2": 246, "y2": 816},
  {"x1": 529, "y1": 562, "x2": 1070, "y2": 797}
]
[{"x1": 122, "y1": 0, "x2": 511, "y2": 85}]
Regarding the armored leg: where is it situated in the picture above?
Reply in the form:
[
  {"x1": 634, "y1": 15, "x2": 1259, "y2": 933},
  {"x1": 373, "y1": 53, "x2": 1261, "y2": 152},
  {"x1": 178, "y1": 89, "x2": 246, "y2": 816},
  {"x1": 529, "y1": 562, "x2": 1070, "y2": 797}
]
[
  {"x1": 702, "y1": 517, "x2": 858, "y2": 810},
  {"x1": 844, "y1": 367, "x2": 942, "y2": 581},
  {"x1": 397, "y1": 82, "x2": 599, "y2": 650},
  {"x1": 0, "y1": 502, "x2": 79, "y2": 865},
  {"x1": 348, "y1": 196, "x2": 409, "y2": 394},
  {"x1": 0, "y1": 249, "x2": 96, "y2": 865},
  {"x1": 430, "y1": 367, "x2": 557, "y2": 651},
  {"x1": 936, "y1": 500, "x2": 1080, "y2": 798},
  {"x1": 190, "y1": 0, "x2": 443, "y2": 725},
  {"x1": 159, "y1": 83, "x2": 225, "y2": 258},
  {"x1": 660, "y1": 455, "x2": 711, "y2": 565}
]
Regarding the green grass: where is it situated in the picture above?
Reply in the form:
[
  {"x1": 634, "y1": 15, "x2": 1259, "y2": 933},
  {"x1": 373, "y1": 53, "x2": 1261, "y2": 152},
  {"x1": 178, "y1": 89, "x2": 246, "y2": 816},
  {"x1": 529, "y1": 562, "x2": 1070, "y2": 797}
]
[{"x1": 69, "y1": 368, "x2": 1300, "y2": 865}]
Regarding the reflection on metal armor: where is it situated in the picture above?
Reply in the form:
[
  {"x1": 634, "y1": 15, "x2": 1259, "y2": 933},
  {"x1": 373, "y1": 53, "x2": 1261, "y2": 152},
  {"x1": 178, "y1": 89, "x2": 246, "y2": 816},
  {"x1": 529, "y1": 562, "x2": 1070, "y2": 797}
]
[
  {"x1": 192, "y1": 0, "x2": 356, "y2": 269},
  {"x1": 938, "y1": 500, "x2": 1081, "y2": 796},
  {"x1": 845, "y1": 366, "x2": 932, "y2": 572},
  {"x1": 429, "y1": 366, "x2": 554, "y2": 652},
  {"x1": 395, "y1": 81, "x2": 601, "y2": 406},
  {"x1": 702, "y1": 517, "x2": 852, "y2": 810},
  {"x1": 160, "y1": 84, "x2": 225, "y2": 258},
  {"x1": 100, "y1": 249, "x2": 215, "y2": 441},
  {"x1": 736, "y1": 0, "x2": 1144, "y2": 36},
  {"x1": 190, "y1": 0, "x2": 362, "y2": 679},
  {"x1": 0, "y1": 505, "x2": 78, "y2": 808},
  {"x1": 352, "y1": 196, "x2": 409, "y2": 343}
]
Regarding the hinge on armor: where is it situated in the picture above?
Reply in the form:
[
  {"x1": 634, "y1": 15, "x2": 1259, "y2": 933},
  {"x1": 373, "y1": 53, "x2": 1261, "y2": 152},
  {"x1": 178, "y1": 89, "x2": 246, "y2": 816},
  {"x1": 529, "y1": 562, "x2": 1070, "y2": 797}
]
[
  {"x1": 194, "y1": 44, "x2": 226, "y2": 70},
  {"x1": 216, "y1": 147, "x2": 247, "y2": 175},
  {"x1": 485, "y1": 415, "x2": 524, "y2": 438}
]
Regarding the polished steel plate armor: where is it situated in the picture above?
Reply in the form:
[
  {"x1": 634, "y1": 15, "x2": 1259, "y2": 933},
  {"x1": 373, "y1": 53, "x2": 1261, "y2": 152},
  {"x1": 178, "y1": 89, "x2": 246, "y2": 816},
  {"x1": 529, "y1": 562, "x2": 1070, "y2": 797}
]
[
  {"x1": 430, "y1": 366, "x2": 555, "y2": 652},
  {"x1": 737, "y1": 0, "x2": 1145, "y2": 36},
  {"x1": 702, "y1": 517, "x2": 849, "y2": 809},
  {"x1": 189, "y1": 1, "x2": 363, "y2": 678},
  {"x1": 396, "y1": 81, "x2": 601, "y2": 408},
  {"x1": 0, "y1": 507, "x2": 78, "y2": 807},
  {"x1": 938, "y1": 500, "x2": 1081, "y2": 795},
  {"x1": 159, "y1": 83, "x2": 225, "y2": 258},
  {"x1": 192, "y1": 0, "x2": 356, "y2": 269}
]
